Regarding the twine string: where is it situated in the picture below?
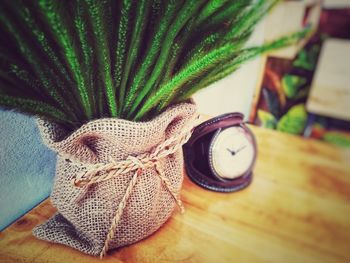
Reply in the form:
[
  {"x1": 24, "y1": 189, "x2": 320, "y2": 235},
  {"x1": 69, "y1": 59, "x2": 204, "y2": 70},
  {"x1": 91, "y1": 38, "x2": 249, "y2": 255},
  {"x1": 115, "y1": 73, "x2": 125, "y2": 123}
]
[{"x1": 69, "y1": 115, "x2": 199, "y2": 258}]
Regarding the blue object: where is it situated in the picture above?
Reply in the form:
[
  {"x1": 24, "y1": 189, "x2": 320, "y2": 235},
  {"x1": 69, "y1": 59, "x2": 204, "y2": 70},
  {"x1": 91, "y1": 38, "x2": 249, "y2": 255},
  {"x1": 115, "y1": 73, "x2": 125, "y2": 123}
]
[{"x1": 0, "y1": 110, "x2": 56, "y2": 230}]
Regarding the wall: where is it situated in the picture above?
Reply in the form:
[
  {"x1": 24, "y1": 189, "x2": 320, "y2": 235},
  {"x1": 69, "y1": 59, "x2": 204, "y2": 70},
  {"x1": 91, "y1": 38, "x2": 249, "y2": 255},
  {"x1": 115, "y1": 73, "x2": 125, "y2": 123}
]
[{"x1": 0, "y1": 110, "x2": 56, "y2": 230}]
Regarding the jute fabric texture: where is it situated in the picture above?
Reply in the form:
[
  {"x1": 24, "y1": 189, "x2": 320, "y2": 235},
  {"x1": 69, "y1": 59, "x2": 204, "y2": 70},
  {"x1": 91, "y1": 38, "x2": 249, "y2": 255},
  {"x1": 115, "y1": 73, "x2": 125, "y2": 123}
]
[{"x1": 32, "y1": 103, "x2": 197, "y2": 256}]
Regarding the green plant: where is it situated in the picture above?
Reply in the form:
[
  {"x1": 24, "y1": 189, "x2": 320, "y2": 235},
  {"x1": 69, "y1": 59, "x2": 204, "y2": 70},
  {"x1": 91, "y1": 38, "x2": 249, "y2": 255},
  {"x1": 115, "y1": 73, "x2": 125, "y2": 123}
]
[
  {"x1": 281, "y1": 74, "x2": 307, "y2": 99},
  {"x1": 257, "y1": 109, "x2": 277, "y2": 129},
  {"x1": 322, "y1": 132, "x2": 350, "y2": 148},
  {"x1": 277, "y1": 104, "x2": 307, "y2": 134},
  {"x1": 0, "y1": 0, "x2": 310, "y2": 131},
  {"x1": 293, "y1": 44, "x2": 320, "y2": 71}
]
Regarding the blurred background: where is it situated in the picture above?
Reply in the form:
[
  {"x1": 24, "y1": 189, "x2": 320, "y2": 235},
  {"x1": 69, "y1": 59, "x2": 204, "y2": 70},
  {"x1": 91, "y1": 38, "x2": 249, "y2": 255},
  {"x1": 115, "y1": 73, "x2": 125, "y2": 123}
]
[{"x1": 1, "y1": 0, "x2": 350, "y2": 230}]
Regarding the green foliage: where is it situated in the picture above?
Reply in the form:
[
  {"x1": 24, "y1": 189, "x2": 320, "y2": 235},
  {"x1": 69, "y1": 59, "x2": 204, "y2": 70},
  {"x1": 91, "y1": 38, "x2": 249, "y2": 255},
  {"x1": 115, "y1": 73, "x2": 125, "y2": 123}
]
[
  {"x1": 281, "y1": 74, "x2": 307, "y2": 98},
  {"x1": 257, "y1": 110, "x2": 277, "y2": 129},
  {"x1": 293, "y1": 44, "x2": 320, "y2": 71},
  {"x1": 322, "y1": 132, "x2": 350, "y2": 148},
  {"x1": 0, "y1": 0, "x2": 310, "y2": 130},
  {"x1": 277, "y1": 104, "x2": 307, "y2": 135}
]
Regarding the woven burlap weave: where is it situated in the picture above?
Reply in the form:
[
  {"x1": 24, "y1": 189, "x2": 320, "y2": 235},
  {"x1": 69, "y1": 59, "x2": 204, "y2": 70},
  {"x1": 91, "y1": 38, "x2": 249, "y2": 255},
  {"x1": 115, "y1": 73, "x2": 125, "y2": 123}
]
[{"x1": 32, "y1": 103, "x2": 197, "y2": 256}]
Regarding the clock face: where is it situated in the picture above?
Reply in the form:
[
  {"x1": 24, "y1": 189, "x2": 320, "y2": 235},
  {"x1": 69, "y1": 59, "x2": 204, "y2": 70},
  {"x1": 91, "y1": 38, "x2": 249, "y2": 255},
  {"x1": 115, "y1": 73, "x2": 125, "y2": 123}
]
[{"x1": 209, "y1": 125, "x2": 255, "y2": 180}]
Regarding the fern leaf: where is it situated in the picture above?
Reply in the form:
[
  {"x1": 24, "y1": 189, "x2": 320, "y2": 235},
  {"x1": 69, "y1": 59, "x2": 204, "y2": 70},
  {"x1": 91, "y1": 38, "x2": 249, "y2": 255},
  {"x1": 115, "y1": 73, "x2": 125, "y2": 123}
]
[
  {"x1": 113, "y1": 0, "x2": 132, "y2": 97},
  {"x1": 0, "y1": 92, "x2": 71, "y2": 126},
  {"x1": 38, "y1": 0, "x2": 92, "y2": 119},
  {"x1": 118, "y1": 0, "x2": 148, "y2": 112},
  {"x1": 122, "y1": 0, "x2": 179, "y2": 115},
  {"x1": 85, "y1": 0, "x2": 117, "y2": 117},
  {"x1": 127, "y1": 1, "x2": 205, "y2": 118},
  {"x1": 0, "y1": 10, "x2": 74, "y2": 118}
]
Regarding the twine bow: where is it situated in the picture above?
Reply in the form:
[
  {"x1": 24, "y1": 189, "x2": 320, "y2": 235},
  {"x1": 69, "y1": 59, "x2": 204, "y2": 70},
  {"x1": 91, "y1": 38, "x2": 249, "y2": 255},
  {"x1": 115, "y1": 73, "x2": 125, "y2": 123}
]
[{"x1": 70, "y1": 116, "x2": 199, "y2": 258}]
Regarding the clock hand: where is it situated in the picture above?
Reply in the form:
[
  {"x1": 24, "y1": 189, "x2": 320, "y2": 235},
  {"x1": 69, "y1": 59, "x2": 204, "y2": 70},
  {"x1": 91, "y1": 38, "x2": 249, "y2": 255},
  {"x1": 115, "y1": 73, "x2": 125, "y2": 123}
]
[
  {"x1": 235, "y1": 145, "x2": 246, "y2": 154},
  {"x1": 226, "y1": 148, "x2": 236, "y2": 156}
]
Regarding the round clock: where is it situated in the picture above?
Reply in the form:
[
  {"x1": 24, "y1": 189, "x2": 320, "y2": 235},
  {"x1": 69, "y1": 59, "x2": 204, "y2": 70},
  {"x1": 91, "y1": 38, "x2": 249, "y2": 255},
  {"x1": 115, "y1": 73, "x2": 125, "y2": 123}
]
[
  {"x1": 209, "y1": 125, "x2": 255, "y2": 181},
  {"x1": 183, "y1": 112, "x2": 257, "y2": 192}
]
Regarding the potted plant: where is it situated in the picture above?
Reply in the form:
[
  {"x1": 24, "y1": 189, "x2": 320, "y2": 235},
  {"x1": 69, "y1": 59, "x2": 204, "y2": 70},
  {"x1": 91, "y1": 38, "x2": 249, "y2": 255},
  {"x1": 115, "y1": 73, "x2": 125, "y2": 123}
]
[{"x1": 0, "y1": 0, "x2": 310, "y2": 257}]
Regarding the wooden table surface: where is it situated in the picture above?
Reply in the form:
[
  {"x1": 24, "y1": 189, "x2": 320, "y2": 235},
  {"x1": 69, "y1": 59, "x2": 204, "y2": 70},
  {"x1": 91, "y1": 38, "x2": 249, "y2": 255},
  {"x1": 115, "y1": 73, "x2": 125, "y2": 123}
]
[{"x1": 1, "y1": 127, "x2": 350, "y2": 263}]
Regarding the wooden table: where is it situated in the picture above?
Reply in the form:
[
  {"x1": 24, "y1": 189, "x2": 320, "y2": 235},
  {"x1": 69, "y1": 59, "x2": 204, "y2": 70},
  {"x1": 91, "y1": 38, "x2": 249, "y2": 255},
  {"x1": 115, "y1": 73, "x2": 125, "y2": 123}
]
[{"x1": 1, "y1": 127, "x2": 350, "y2": 263}]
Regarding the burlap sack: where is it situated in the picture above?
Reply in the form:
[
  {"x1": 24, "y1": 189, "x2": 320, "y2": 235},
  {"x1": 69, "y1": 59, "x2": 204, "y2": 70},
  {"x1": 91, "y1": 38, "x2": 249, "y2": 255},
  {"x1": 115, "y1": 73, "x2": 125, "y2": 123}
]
[{"x1": 33, "y1": 103, "x2": 197, "y2": 257}]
